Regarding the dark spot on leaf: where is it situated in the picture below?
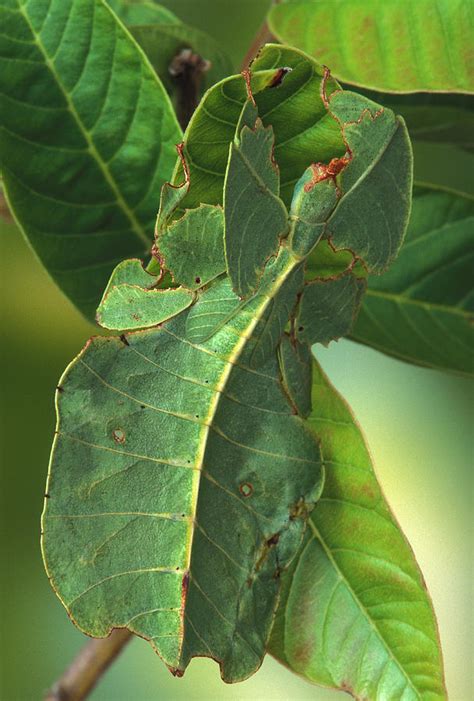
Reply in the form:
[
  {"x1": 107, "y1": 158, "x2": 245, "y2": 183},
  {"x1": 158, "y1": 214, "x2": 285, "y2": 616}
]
[
  {"x1": 119, "y1": 334, "x2": 129, "y2": 346},
  {"x1": 56, "y1": 386, "x2": 64, "y2": 393},
  {"x1": 195, "y1": 276, "x2": 201, "y2": 284},
  {"x1": 195, "y1": 414, "x2": 199, "y2": 419},
  {"x1": 298, "y1": 326, "x2": 304, "y2": 332},
  {"x1": 269, "y1": 66, "x2": 292, "y2": 88},
  {"x1": 112, "y1": 429, "x2": 126, "y2": 444},
  {"x1": 266, "y1": 533, "x2": 279, "y2": 547},
  {"x1": 44, "y1": 493, "x2": 50, "y2": 499},
  {"x1": 240, "y1": 482, "x2": 253, "y2": 497},
  {"x1": 132, "y1": 313, "x2": 141, "y2": 321},
  {"x1": 140, "y1": 405, "x2": 146, "y2": 409}
]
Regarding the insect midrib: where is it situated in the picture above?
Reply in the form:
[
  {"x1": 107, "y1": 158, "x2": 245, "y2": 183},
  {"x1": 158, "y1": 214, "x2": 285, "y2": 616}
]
[{"x1": 179, "y1": 246, "x2": 300, "y2": 658}]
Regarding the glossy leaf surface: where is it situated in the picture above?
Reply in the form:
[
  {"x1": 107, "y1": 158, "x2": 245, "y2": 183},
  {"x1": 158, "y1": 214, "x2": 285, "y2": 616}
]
[
  {"x1": 0, "y1": 0, "x2": 181, "y2": 318},
  {"x1": 269, "y1": 0, "x2": 474, "y2": 94},
  {"x1": 270, "y1": 360, "x2": 446, "y2": 700},
  {"x1": 353, "y1": 185, "x2": 474, "y2": 376}
]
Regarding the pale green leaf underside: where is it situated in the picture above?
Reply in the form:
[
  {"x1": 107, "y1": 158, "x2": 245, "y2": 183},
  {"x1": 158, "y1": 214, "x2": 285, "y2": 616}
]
[
  {"x1": 43, "y1": 259, "x2": 323, "y2": 682},
  {"x1": 269, "y1": 0, "x2": 474, "y2": 94},
  {"x1": 353, "y1": 185, "x2": 474, "y2": 376},
  {"x1": 270, "y1": 360, "x2": 446, "y2": 700},
  {"x1": 97, "y1": 284, "x2": 193, "y2": 331},
  {"x1": 0, "y1": 0, "x2": 181, "y2": 318}
]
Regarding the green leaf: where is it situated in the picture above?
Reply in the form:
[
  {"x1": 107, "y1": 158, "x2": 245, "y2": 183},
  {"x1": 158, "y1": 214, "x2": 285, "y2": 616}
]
[
  {"x1": 296, "y1": 274, "x2": 365, "y2": 346},
  {"x1": 173, "y1": 44, "x2": 346, "y2": 210},
  {"x1": 96, "y1": 259, "x2": 193, "y2": 330},
  {"x1": 42, "y1": 278, "x2": 323, "y2": 682},
  {"x1": 352, "y1": 185, "x2": 474, "y2": 376},
  {"x1": 106, "y1": 0, "x2": 180, "y2": 25},
  {"x1": 224, "y1": 110, "x2": 288, "y2": 298},
  {"x1": 269, "y1": 0, "x2": 474, "y2": 94},
  {"x1": 355, "y1": 90, "x2": 474, "y2": 153},
  {"x1": 0, "y1": 0, "x2": 182, "y2": 318},
  {"x1": 157, "y1": 204, "x2": 226, "y2": 290},
  {"x1": 270, "y1": 359, "x2": 446, "y2": 699}
]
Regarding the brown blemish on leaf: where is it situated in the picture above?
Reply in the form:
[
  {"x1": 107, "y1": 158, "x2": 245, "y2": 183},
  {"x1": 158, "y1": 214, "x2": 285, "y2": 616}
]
[
  {"x1": 119, "y1": 334, "x2": 129, "y2": 346},
  {"x1": 56, "y1": 385, "x2": 64, "y2": 393},
  {"x1": 241, "y1": 68, "x2": 256, "y2": 106},
  {"x1": 304, "y1": 156, "x2": 351, "y2": 194},
  {"x1": 112, "y1": 429, "x2": 126, "y2": 444},
  {"x1": 239, "y1": 482, "x2": 253, "y2": 497}
]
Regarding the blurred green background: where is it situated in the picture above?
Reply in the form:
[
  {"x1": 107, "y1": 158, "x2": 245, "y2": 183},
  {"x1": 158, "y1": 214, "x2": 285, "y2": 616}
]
[{"x1": 1, "y1": 0, "x2": 472, "y2": 699}]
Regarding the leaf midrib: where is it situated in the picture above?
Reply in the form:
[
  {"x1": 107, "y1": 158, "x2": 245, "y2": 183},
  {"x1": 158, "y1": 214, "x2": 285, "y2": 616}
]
[
  {"x1": 15, "y1": 0, "x2": 153, "y2": 249},
  {"x1": 365, "y1": 288, "x2": 471, "y2": 317},
  {"x1": 179, "y1": 248, "x2": 300, "y2": 658}
]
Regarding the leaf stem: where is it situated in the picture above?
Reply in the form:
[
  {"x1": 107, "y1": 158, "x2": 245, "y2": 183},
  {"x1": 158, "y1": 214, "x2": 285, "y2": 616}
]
[{"x1": 44, "y1": 629, "x2": 132, "y2": 701}]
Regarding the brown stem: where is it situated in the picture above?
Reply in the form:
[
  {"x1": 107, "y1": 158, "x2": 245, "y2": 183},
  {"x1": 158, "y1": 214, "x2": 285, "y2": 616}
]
[
  {"x1": 44, "y1": 629, "x2": 132, "y2": 701},
  {"x1": 170, "y1": 49, "x2": 210, "y2": 131}
]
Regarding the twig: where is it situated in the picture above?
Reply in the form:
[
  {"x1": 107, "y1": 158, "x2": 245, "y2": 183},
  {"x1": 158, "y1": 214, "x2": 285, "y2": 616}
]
[
  {"x1": 170, "y1": 49, "x2": 210, "y2": 130},
  {"x1": 44, "y1": 629, "x2": 132, "y2": 701}
]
